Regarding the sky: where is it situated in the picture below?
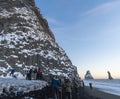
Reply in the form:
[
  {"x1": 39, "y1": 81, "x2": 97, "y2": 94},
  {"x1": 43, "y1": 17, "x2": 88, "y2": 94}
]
[{"x1": 35, "y1": 0, "x2": 120, "y2": 79}]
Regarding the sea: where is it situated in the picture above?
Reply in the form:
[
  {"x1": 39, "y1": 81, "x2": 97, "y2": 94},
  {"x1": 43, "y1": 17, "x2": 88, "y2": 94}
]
[{"x1": 84, "y1": 79, "x2": 120, "y2": 96}]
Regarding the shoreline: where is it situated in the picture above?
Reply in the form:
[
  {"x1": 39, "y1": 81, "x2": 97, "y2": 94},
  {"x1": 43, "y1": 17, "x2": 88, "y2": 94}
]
[{"x1": 85, "y1": 86, "x2": 120, "y2": 99}]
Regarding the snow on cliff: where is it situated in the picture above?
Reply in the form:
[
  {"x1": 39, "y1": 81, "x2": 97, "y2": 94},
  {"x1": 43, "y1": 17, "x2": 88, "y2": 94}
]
[{"x1": 0, "y1": 0, "x2": 78, "y2": 78}]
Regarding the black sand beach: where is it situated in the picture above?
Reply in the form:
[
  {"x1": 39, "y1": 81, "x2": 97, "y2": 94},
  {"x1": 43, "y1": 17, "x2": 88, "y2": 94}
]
[{"x1": 85, "y1": 86, "x2": 120, "y2": 99}]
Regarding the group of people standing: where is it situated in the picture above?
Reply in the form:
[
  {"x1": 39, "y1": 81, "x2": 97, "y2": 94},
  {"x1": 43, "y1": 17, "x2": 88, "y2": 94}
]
[
  {"x1": 9, "y1": 67, "x2": 85, "y2": 99},
  {"x1": 50, "y1": 75, "x2": 84, "y2": 99},
  {"x1": 25, "y1": 67, "x2": 43, "y2": 80}
]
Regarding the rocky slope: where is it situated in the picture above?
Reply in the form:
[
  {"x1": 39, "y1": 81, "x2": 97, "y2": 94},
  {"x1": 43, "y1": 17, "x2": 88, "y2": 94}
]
[{"x1": 0, "y1": 0, "x2": 77, "y2": 77}]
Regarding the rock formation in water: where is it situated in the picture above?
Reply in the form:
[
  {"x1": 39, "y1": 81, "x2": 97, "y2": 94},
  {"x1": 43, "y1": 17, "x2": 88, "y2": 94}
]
[
  {"x1": 107, "y1": 71, "x2": 113, "y2": 80},
  {"x1": 84, "y1": 70, "x2": 94, "y2": 79},
  {"x1": 0, "y1": 0, "x2": 78, "y2": 78}
]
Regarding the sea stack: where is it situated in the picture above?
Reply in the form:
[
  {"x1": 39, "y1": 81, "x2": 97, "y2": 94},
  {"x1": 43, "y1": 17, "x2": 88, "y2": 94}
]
[
  {"x1": 84, "y1": 70, "x2": 94, "y2": 79},
  {"x1": 107, "y1": 71, "x2": 113, "y2": 80}
]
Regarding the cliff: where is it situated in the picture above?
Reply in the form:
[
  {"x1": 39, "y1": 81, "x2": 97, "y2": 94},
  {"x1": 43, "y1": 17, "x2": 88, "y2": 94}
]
[{"x1": 0, "y1": 0, "x2": 77, "y2": 78}]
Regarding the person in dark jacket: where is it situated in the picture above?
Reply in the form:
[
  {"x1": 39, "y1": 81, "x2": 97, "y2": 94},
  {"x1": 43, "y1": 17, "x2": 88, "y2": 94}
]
[
  {"x1": 26, "y1": 68, "x2": 32, "y2": 80},
  {"x1": 89, "y1": 83, "x2": 93, "y2": 90},
  {"x1": 28, "y1": 68, "x2": 32, "y2": 80},
  {"x1": 10, "y1": 68, "x2": 15, "y2": 76}
]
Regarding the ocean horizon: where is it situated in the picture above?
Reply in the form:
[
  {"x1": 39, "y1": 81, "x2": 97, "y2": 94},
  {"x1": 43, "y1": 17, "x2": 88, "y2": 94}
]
[{"x1": 84, "y1": 79, "x2": 120, "y2": 96}]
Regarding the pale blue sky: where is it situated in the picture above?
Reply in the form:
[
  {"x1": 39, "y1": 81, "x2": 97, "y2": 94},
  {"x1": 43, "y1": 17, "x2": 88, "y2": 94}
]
[{"x1": 35, "y1": 0, "x2": 120, "y2": 79}]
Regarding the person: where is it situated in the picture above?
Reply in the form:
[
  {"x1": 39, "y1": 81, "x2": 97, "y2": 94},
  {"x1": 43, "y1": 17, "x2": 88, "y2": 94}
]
[
  {"x1": 64, "y1": 78, "x2": 72, "y2": 99},
  {"x1": 51, "y1": 76, "x2": 61, "y2": 99},
  {"x1": 59, "y1": 75, "x2": 65, "y2": 99},
  {"x1": 36, "y1": 68, "x2": 43, "y2": 80},
  {"x1": 33, "y1": 68, "x2": 37, "y2": 80},
  {"x1": 89, "y1": 83, "x2": 93, "y2": 90},
  {"x1": 25, "y1": 68, "x2": 30, "y2": 80},
  {"x1": 79, "y1": 80, "x2": 85, "y2": 98},
  {"x1": 80, "y1": 80, "x2": 85, "y2": 89},
  {"x1": 28, "y1": 68, "x2": 32, "y2": 80},
  {"x1": 25, "y1": 68, "x2": 32, "y2": 80},
  {"x1": 10, "y1": 68, "x2": 18, "y2": 79},
  {"x1": 10, "y1": 68, "x2": 15, "y2": 76}
]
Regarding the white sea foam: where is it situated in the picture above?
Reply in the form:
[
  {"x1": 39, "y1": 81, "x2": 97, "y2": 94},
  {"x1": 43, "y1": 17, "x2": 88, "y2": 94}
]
[{"x1": 84, "y1": 79, "x2": 120, "y2": 96}]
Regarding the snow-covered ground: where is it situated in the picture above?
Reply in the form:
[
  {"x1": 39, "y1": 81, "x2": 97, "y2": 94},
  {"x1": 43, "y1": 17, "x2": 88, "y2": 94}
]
[
  {"x1": 84, "y1": 79, "x2": 120, "y2": 96},
  {"x1": 0, "y1": 77, "x2": 48, "y2": 94}
]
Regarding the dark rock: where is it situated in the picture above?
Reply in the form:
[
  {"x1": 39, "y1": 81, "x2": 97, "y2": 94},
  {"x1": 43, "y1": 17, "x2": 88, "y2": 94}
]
[
  {"x1": 85, "y1": 70, "x2": 94, "y2": 79},
  {"x1": 0, "y1": 0, "x2": 77, "y2": 78},
  {"x1": 107, "y1": 71, "x2": 113, "y2": 80}
]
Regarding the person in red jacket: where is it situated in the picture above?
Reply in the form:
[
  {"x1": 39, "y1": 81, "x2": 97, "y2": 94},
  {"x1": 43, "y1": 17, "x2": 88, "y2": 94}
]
[{"x1": 36, "y1": 68, "x2": 43, "y2": 80}]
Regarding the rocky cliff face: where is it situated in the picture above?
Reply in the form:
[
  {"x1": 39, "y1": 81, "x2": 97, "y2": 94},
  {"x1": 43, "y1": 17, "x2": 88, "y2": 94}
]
[{"x1": 0, "y1": 0, "x2": 77, "y2": 77}]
